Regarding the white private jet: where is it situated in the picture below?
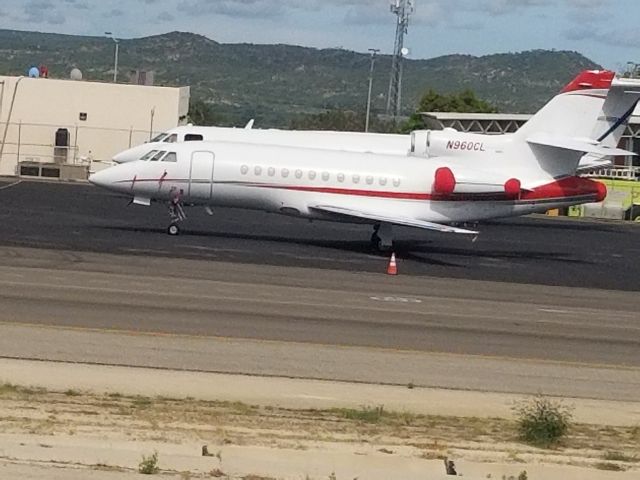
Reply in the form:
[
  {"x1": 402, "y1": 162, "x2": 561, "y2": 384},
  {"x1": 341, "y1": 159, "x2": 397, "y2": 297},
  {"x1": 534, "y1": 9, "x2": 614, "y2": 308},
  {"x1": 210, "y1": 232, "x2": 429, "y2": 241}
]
[
  {"x1": 111, "y1": 70, "x2": 618, "y2": 173},
  {"x1": 89, "y1": 73, "x2": 640, "y2": 249}
]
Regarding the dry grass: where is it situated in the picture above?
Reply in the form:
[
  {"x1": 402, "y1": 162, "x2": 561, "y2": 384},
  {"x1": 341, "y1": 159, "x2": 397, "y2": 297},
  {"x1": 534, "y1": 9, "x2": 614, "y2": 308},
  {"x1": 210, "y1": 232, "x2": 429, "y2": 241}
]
[{"x1": 0, "y1": 383, "x2": 638, "y2": 472}]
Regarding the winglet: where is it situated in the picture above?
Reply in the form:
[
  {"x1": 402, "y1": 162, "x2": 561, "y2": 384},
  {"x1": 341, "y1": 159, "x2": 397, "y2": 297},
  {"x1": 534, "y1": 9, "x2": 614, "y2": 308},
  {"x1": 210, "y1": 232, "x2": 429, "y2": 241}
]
[{"x1": 244, "y1": 119, "x2": 255, "y2": 130}]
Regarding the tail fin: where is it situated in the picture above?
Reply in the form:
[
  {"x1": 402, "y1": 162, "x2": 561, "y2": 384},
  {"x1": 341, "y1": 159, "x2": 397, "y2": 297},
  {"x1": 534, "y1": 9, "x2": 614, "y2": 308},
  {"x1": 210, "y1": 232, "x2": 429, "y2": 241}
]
[
  {"x1": 514, "y1": 70, "x2": 615, "y2": 141},
  {"x1": 512, "y1": 71, "x2": 640, "y2": 179}
]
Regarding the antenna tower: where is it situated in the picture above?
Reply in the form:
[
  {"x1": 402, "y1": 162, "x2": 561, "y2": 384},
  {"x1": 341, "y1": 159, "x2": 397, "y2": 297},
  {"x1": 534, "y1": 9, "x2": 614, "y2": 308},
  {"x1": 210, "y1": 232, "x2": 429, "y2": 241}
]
[{"x1": 386, "y1": 0, "x2": 414, "y2": 119}]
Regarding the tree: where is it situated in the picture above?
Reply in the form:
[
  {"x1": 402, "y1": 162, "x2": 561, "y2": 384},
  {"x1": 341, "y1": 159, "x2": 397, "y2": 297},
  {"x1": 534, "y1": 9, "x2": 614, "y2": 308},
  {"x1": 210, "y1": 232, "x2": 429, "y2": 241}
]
[
  {"x1": 289, "y1": 109, "x2": 396, "y2": 133},
  {"x1": 401, "y1": 89, "x2": 497, "y2": 133},
  {"x1": 188, "y1": 99, "x2": 225, "y2": 126}
]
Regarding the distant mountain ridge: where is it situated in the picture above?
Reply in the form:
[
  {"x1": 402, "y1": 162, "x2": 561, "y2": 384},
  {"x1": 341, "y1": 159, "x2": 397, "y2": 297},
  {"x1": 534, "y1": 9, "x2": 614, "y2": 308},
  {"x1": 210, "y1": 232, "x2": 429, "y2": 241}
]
[{"x1": 0, "y1": 29, "x2": 602, "y2": 127}]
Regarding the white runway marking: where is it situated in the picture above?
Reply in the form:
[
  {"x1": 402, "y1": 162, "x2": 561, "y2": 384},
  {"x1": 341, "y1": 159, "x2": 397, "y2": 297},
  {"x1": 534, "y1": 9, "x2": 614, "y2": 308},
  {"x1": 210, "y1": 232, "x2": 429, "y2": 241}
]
[
  {"x1": 370, "y1": 296, "x2": 423, "y2": 304},
  {"x1": 538, "y1": 308, "x2": 572, "y2": 314}
]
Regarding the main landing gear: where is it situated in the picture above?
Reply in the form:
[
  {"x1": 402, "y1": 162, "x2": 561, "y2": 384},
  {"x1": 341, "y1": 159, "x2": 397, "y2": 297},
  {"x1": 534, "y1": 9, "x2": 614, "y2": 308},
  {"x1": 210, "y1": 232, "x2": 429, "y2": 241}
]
[
  {"x1": 167, "y1": 188, "x2": 186, "y2": 236},
  {"x1": 370, "y1": 223, "x2": 394, "y2": 252}
]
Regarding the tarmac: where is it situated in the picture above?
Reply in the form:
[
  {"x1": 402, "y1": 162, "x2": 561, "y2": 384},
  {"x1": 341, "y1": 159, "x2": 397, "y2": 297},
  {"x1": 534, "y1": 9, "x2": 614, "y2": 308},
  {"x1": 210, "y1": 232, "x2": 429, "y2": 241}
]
[
  {"x1": 0, "y1": 180, "x2": 639, "y2": 479},
  {"x1": 0, "y1": 180, "x2": 639, "y2": 400},
  {"x1": 1, "y1": 180, "x2": 639, "y2": 290}
]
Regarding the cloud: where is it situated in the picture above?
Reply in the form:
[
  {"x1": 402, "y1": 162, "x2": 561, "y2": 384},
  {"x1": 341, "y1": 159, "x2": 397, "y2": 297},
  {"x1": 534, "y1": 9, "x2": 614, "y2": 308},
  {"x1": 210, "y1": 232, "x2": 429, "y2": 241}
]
[
  {"x1": 22, "y1": 0, "x2": 66, "y2": 25},
  {"x1": 157, "y1": 11, "x2": 175, "y2": 22},
  {"x1": 565, "y1": 26, "x2": 638, "y2": 49},
  {"x1": 105, "y1": 8, "x2": 124, "y2": 18}
]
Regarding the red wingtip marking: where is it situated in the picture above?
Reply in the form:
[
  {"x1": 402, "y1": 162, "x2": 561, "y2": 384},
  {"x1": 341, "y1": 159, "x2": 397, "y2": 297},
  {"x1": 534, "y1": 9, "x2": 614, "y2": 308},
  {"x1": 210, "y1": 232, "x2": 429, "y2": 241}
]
[{"x1": 561, "y1": 70, "x2": 615, "y2": 93}]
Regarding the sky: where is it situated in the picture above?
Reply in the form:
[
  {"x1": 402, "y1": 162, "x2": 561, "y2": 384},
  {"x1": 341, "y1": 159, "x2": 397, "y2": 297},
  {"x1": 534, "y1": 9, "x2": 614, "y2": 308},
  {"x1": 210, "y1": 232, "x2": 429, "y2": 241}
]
[{"x1": 0, "y1": 0, "x2": 638, "y2": 70}]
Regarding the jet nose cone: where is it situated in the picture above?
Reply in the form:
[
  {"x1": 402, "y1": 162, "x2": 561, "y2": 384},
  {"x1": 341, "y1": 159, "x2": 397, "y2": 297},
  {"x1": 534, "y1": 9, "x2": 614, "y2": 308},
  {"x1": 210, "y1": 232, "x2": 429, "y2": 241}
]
[{"x1": 88, "y1": 168, "x2": 113, "y2": 189}]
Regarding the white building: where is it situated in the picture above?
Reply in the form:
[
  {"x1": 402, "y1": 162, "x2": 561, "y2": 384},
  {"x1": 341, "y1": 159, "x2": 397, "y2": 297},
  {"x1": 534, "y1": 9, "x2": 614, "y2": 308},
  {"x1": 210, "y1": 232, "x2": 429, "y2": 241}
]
[{"x1": 0, "y1": 76, "x2": 189, "y2": 178}]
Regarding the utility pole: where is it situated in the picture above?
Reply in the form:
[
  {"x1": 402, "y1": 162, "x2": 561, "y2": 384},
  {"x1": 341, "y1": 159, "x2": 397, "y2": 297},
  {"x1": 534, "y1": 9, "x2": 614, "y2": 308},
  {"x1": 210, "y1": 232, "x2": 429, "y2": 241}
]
[
  {"x1": 105, "y1": 32, "x2": 119, "y2": 83},
  {"x1": 365, "y1": 48, "x2": 380, "y2": 133},
  {"x1": 386, "y1": 0, "x2": 414, "y2": 120}
]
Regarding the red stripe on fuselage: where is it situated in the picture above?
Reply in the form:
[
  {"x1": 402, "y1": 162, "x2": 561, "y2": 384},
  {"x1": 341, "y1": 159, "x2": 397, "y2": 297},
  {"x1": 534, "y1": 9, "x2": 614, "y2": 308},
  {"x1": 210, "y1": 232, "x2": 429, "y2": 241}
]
[{"x1": 120, "y1": 177, "x2": 605, "y2": 203}]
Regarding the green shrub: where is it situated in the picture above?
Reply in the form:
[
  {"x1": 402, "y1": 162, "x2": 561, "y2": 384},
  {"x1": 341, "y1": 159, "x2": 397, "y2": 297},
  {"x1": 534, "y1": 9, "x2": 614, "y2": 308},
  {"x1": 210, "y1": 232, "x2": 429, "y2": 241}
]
[
  {"x1": 513, "y1": 395, "x2": 573, "y2": 448},
  {"x1": 138, "y1": 451, "x2": 159, "y2": 475},
  {"x1": 340, "y1": 405, "x2": 385, "y2": 423}
]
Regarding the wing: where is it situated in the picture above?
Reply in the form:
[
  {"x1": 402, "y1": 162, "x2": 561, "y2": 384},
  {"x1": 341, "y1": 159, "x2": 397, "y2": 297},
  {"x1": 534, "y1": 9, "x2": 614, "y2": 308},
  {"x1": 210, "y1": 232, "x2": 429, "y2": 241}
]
[{"x1": 310, "y1": 205, "x2": 479, "y2": 235}]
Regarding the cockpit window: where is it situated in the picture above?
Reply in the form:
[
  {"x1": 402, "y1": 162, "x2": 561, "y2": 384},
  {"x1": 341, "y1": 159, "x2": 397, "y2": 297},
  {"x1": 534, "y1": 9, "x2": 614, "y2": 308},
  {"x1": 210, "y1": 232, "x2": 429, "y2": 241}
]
[
  {"x1": 184, "y1": 134, "x2": 204, "y2": 141},
  {"x1": 150, "y1": 151, "x2": 167, "y2": 162},
  {"x1": 150, "y1": 133, "x2": 168, "y2": 143},
  {"x1": 140, "y1": 150, "x2": 159, "y2": 161},
  {"x1": 164, "y1": 134, "x2": 178, "y2": 143},
  {"x1": 162, "y1": 152, "x2": 177, "y2": 162}
]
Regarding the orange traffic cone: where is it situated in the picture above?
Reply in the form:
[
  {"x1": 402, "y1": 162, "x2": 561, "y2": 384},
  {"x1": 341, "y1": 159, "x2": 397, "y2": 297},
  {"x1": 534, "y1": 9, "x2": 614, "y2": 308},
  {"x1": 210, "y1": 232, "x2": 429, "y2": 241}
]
[{"x1": 387, "y1": 252, "x2": 398, "y2": 275}]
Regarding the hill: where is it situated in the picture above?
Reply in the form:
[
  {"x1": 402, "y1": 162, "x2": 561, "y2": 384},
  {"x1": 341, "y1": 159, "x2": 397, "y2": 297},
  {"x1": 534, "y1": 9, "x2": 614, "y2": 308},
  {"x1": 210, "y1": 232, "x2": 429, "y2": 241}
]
[{"x1": 0, "y1": 29, "x2": 601, "y2": 128}]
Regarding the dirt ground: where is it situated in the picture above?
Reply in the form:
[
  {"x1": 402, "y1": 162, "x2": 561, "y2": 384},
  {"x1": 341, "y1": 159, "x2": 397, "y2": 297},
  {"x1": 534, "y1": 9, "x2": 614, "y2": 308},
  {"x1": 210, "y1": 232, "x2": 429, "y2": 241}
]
[{"x1": 0, "y1": 383, "x2": 638, "y2": 480}]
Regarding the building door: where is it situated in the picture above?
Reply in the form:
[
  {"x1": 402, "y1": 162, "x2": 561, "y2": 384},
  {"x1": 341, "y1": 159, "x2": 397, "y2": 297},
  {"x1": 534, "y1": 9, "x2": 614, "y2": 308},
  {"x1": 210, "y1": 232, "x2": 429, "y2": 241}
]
[{"x1": 188, "y1": 151, "x2": 214, "y2": 201}]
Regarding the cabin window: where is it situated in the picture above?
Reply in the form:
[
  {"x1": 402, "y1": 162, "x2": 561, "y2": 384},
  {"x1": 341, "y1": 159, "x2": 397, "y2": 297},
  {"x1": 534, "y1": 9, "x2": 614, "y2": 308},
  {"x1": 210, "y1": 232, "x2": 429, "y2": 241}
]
[
  {"x1": 337, "y1": 173, "x2": 345, "y2": 183},
  {"x1": 162, "y1": 152, "x2": 177, "y2": 162},
  {"x1": 379, "y1": 177, "x2": 387, "y2": 186},
  {"x1": 366, "y1": 176, "x2": 374, "y2": 185},
  {"x1": 322, "y1": 172, "x2": 330, "y2": 181},
  {"x1": 241, "y1": 165, "x2": 249, "y2": 175},
  {"x1": 150, "y1": 151, "x2": 166, "y2": 162},
  {"x1": 268, "y1": 167, "x2": 276, "y2": 177},
  {"x1": 150, "y1": 133, "x2": 167, "y2": 143},
  {"x1": 393, "y1": 178, "x2": 401, "y2": 187},
  {"x1": 295, "y1": 169, "x2": 303, "y2": 179},
  {"x1": 140, "y1": 150, "x2": 159, "y2": 161},
  {"x1": 352, "y1": 174, "x2": 360, "y2": 184},
  {"x1": 309, "y1": 171, "x2": 317, "y2": 180},
  {"x1": 185, "y1": 134, "x2": 204, "y2": 142},
  {"x1": 282, "y1": 168, "x2": 290, "y2": 178},
  {"x1": 254, "y1": 166, "x2": 262, "y2": 176}
]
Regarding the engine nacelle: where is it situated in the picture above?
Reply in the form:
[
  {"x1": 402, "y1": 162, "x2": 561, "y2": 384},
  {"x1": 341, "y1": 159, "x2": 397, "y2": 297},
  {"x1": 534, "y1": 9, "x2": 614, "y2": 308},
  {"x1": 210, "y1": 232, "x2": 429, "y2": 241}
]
[{"x1": 431, "y1": 164, "x2": 522, "y2": 198}]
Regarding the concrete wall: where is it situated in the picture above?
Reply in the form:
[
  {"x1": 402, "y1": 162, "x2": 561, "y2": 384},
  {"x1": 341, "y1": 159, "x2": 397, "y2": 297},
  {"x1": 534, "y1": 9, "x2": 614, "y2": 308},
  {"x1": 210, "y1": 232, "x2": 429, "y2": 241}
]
[{"x1": 0, "y1": 76, "x2": 190, "y2": 176}]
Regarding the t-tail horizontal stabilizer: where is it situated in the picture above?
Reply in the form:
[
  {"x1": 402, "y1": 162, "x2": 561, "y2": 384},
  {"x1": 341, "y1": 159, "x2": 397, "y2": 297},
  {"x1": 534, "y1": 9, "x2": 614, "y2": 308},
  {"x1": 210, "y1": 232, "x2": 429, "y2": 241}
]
[
  {"x1": 526, "y1": 133, "x2": 636, "y2": 157},
  {"x1": 310, "y1": 205, "x2": 479, "y2": 235}
]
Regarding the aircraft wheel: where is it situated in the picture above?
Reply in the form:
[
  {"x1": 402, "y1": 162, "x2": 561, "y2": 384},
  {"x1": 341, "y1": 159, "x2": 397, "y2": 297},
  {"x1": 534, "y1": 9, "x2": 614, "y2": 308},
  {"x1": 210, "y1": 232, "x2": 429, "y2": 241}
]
[{"x1": 168, "y1": 224, "x2": 180, "y2": 236}]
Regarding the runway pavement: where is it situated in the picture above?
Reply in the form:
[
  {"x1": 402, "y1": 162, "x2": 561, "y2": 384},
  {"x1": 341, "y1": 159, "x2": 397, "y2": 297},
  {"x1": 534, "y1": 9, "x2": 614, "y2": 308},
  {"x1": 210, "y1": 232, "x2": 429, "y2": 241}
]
[
  {"x1": 1, "y1": 180, "x2": 639, "y2": 290},
  {"x1": 0, "y1": 180, "x2": 638, "y2": 401}
]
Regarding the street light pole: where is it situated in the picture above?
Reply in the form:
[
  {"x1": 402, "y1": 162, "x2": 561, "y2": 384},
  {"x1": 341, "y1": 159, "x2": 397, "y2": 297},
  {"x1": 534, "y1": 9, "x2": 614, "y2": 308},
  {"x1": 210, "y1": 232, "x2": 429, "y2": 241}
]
[
  {"x1": 365, "y1": 48, "x2": 380, "y2": 133},
  {"x1": 113, "y1": 40, "x2": 119, "y2": 83},
  {"x1": 105, "y1": 32, "x2": 119, "y2": 83}
]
